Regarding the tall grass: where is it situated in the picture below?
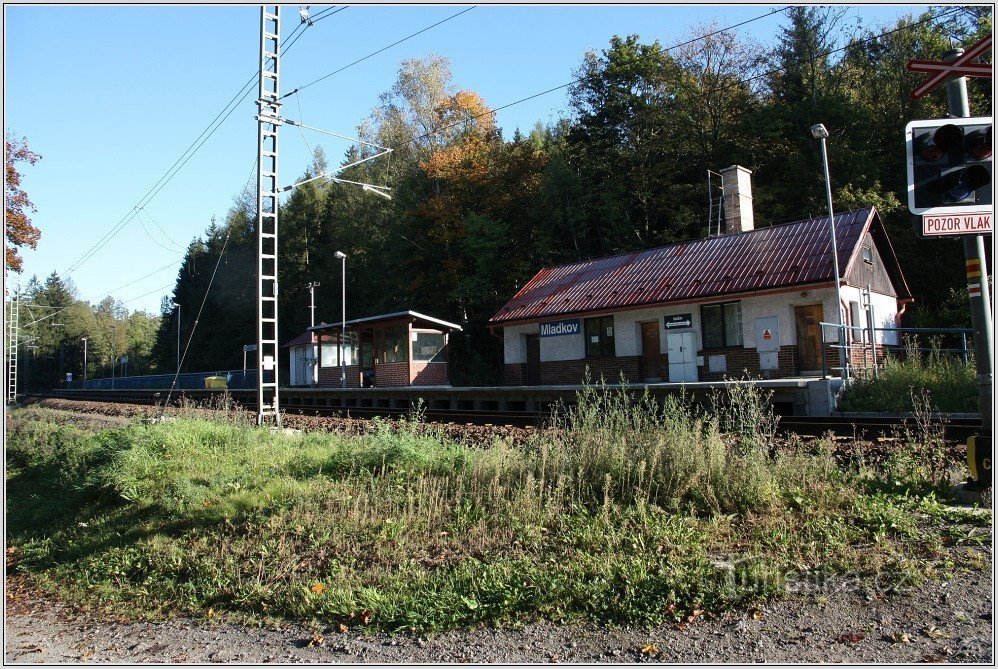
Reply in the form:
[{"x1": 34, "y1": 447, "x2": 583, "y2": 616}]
[
  {"x1": 840, "y1": 338, "x2": 978, "y2": 413},
  {"x1": 6, "y1": 383, "x2": 987, "y2": 631}
]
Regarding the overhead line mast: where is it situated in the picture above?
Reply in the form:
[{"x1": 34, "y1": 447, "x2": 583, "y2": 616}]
[{"x1": 256, "y1": 5, "x2": 283, "y2": 425}]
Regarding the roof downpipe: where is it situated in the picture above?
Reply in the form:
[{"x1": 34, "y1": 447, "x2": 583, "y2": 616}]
[{"x1": 720, "y1": 165, "x2": 754, "y2": 234}]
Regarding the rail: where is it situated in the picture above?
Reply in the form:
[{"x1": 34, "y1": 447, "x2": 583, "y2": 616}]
[
  {"x1": 68, "y1": 369, "x2": 257, "y2": 391},
  {"x1": 818, "y1": 323, "x2": 972, "y2": 379}
]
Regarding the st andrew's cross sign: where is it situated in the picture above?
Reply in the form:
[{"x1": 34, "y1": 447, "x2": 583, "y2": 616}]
[{"x1": 907, "y1": 34, "x2": 992, "y2": 100}]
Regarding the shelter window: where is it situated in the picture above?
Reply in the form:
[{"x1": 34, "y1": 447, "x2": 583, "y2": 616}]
[
  {"x1": 584, "y1": 316, "x2": 615, "y2": 357},
  {"x1": 376, "y1": 325, "x2": 408, "y2": 364},
  {"x1": 413, "y1": 331, "x2": 446, "y2": 362},
  {"x1": 320, "y1": 343, "x2": 337, "y2": 367},
  {"x1": 700, "y1": 301, "x2": 743, "y2": 348}
]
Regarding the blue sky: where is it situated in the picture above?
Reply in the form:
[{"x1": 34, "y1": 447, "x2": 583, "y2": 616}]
[{"x1": 6, "y1": 4, "x2": 930, "y2": 314}]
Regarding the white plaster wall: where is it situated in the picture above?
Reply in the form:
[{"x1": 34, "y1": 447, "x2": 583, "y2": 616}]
[
  {"x1": 738, "y1": 288, "x2": 838, "y2": 347},
  {"x1": 541, "y1": 330, "x2": 584, "y2": 361},
  {"x1": 868, "y1": 291, "x2": 901, "y2": 345},
  {"x1": 613, "y1": 305, "x2": 701, "y2": 356},
  {"x1": 502, "y1": 323, "x2": 537, "y2": 364}
]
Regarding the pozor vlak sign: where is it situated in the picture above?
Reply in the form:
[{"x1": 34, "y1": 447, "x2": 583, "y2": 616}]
[{"x1": 922, "y1": 212, "x2": 992, "y2": 236}]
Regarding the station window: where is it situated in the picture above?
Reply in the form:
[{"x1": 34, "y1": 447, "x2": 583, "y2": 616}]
[
  {"x1": 320, "y1": 343, "x2": 337, "y2": 367},
  {"x1": 413, "y1": 331, "x2": 446, "y2": 362},
  {"x1": 376, "y1": 325, "x2": 409, "y2": 364},
  {"x1": 584, "y1": 316, "x2": 615, "y2": 357},
  {"x1": 862, "y1": 244, "x2": 873, "y2": 265},
  {"x1": 700, "y1": 301, "x2": 743, "y2": 348},
  {"x1": 849, "y1": 301, "x2": 863, "y2": 343}
]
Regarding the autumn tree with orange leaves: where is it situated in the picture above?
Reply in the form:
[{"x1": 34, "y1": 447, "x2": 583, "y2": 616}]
[{"x1": 5, "y1": 133, "x2": 42, "y2": 273}]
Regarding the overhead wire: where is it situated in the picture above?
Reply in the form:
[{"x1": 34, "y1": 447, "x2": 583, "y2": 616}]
[
  {"x1": 280, "y1": 6, "x2": 476, "y2": 100},
  {"x1": 63, "y1": 6, "x2": 347, "y2": 277},
  {"x1": 161, "y1": 229, "x2": 232, "y2": 411},
  {"x1": 394, "y1": 5, "x2": 966, "y2": 150}
]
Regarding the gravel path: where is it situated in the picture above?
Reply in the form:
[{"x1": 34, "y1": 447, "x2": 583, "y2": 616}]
[{"x1": 5, "y1": 566, "x2": 992, "y2": 664}]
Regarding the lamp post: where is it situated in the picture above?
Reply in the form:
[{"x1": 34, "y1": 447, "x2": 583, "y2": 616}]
[
  {"x1": 306, "y1": 281, "x2": 320, "y2": 387},
  {"x1": 81, "y1": 337, "x2": 88, "y2": 385},
  {"x1": 810, "y1": 123, "x2": 849, "y2": 382},
  {"x1": 171, "y1": 302, "x2": 181, "y2": 375},
  {"x1": 335, "y1": 251, "x2": 347, "y2": 388}
]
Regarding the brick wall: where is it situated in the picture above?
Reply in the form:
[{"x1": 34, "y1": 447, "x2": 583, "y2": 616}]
[
  {"x1": 317, "y1": 365, "x2": 361, "y2": 388},
  {"x1": 698, "y1": 345, "x2": 799, "y2": 381},
  {"x1": 411, "y1": 361, "x2": 448, "y2": 385},
  {"x1": 375, "y1": 362, "x2": 409, "y2": 387},
  {"x1": 539, "y1": 356, "x2": 641, "y2": 385},
  {"x1": 504, "y1": 363, "x2": 526, "y2": 386}
]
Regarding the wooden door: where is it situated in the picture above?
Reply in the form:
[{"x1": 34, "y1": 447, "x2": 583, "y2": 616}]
[
  {"x1": 795, "y1": 304, "x2": 824, "y2": 372},
  {"x1": 640, "y1": 322, "x2": 661, "y2": 380},
  {"x1": 525, "y1": 334, "x2": 541, "y2": 385}
]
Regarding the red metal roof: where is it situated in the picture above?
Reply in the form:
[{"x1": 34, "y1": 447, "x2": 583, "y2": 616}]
[{"x1": 490, "y1": 207, "x2": 902, "y2": 325}]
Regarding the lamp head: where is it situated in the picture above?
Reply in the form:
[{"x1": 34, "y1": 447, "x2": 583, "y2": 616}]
[
  {"x1": 810, "y1": 123, "x2": 829, "y2": 139},
  {"x1": 362, "y1": 184, "x2": 393, "y2": 200},
  {"x1": 171, "y1": 302, "x2": 181, "y2": 308},
  {"x1": 334, "y1": 251, "x2": 347, "y2": 259}
]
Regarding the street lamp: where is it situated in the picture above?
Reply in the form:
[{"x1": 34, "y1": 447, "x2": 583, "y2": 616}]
[
  {"x1": 334, "y1": 251, "x2": 347, "y2": 388},
  {"x1": 81, "y1": 337, "x2": 88, "y2": 384},
  {"x1": 171, "y1": 302, "x2": 181, "y2": 375},
  {"x1": 306, "y1": 281, "x2": 320, "y2": 387},
  {"x1": 810, "y1": 123, "x2": 849, "y2": 382}
]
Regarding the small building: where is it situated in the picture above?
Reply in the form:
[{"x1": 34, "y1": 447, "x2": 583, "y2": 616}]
[
  {"x1": 489, "y1": 166, "x2": 913, "y2": 385},
  {"x1": 284, "y1": 310, "x2": 462, "y2": 388}
]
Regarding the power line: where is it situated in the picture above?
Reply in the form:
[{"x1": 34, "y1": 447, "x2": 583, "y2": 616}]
[
  {"x1": 63, "y1": 7, "x2": 347, "y2": 277},
  {"x1": 395, "y1": 6, "x2": 791, "y2": 149},
  {"x1": 396, "y1": 5, "x2": 964, "y2": 149},
  {"x1": 281, "y1": 6, "x2": 476, "y2": 100}
]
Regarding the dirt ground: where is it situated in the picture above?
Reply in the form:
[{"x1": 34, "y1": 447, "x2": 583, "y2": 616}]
[{"x1": 4, "y1": 563, "x2": 992, "y2": 664}]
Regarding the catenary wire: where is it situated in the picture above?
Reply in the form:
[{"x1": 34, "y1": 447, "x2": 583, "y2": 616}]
[
  {"x1": 280, "y1": 6, "x2": 476, "y2": 99},
  {"x1": 161, "y1": 229, "x2": 232, "y2": 410},
  {"x1": 63, "y1": 7, "x2": 346, "y2": 276},
  {"x1": 396, "y1": 5, "x2": 965, "y2": 150}
]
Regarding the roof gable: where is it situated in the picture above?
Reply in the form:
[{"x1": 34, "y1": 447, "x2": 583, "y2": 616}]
[{"x1": 490, "y1": 207, "x2": 906, "y2": 325}]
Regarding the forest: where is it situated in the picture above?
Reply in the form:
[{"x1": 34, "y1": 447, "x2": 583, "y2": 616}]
[{"x1": 12, "y1": 7, "x2": 993, "y2": 389}]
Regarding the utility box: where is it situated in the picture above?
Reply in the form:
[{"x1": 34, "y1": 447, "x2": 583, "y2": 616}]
[{"x1": 204, "y1": 376, "x2": 228, "y2": 389}]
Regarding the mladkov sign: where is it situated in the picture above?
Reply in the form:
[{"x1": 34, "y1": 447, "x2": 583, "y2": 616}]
[
  {"x1": 539, "y1": 319, "x2": 581, "y2": 337},
  {"x1": 923, "y1": 212, "x2": 992, "y2": 237}
]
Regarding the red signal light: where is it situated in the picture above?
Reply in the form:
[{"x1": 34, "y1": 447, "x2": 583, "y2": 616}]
[
  {"x1": 966, "y1": 126, "x2": 992, "y2": 160},
  {"x1": 917, "y1": 124, "x2": 963, "y2": 161}
]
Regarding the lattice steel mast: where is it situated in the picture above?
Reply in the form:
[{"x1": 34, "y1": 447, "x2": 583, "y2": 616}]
[
  {"x1": 256, "y1": 6, "x2": 282, "y2": 425},
  {"x1": 6, "y1": 293, "x2": 18, "y2": 405}
]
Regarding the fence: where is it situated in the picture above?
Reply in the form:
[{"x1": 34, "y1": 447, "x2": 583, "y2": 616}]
[
  {"x1": 69, "y1": 369, "x2": 257, "y2": 391},
  {"x1": 818, "y1": 322, "x2": 972, "y2": 379}
]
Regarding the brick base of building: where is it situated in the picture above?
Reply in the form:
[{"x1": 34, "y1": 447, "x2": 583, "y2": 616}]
[
  {"x1": 540, "y1": 356, "x2": 641, "y2": 385},
  {"x1": 504, "y1": 363, "x2": 527, "y2": 385},
  {"x1": 318, "y1": 365, "x2": 362, "y2": 388},
  {"x1": 411, "y1": 361, "x2": 448, "y2": 385},
  {"x1": 698, "y1": 345, "x2": 800, "y2": 381}
]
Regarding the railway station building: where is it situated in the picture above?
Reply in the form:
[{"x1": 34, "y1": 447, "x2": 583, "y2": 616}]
[
  {"x1": 489, "y1": 166, "x2": 912, "y2": 386},
  {"x1": 284, "y1": 310, "x2": 462, "y2": 388}
]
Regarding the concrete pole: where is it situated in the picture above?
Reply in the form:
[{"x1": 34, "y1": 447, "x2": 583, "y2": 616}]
[
  {"x1": 945, "y1": 48, "x2": 993, "y2": 488},
  {"x1": 817, "y1": 134, "x2": 849, "y2": 381}
]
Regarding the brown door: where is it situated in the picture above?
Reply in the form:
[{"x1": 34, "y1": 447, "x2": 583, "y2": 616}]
[
  {"x1": 795, "y1": 304, "x2": 824, "y2": 372},
  {"x1": 525, "y1": 334, "x2": 541, "y2": 385},
  {"x1": 641, "y1": 322, "x2": 661, "y2": 380}
]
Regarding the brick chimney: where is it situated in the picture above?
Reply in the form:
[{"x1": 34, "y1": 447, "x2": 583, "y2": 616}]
[{"x1": 720, "y1": 165, "x2": 754, "y2": 234}]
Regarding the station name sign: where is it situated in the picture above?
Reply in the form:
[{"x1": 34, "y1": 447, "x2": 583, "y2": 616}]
[
  {"x1": 539, "y1": 318, "x2": 581, "y2": 337},
  {"x1": 923, "y1": 212, "x2": 992, "y2": 237}
]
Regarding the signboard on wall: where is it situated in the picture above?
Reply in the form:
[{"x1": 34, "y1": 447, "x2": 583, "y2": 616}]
[
  {"x1": 665, "y1": 313, "x2": 693, "y2": 329},
  {"x1": 539, "y1": 318, "x2": 581, "y2": 337}
]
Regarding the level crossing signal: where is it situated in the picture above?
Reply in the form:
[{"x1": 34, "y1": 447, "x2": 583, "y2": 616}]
[{"x1": 905, "y1": 117, "x2": 993, "y2": 216}]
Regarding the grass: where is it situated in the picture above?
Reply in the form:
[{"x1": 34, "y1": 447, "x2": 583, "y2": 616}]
[
  {"x1": 6, "y1": 384, "x2": 991, "y2": 632},
  {"x1": 839, "y1": 339, "x2": 978, "y2": 413}
]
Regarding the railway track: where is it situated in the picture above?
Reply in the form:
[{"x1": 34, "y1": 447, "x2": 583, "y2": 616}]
[{"x1": 20, "y1": 392, "x2": 982, "y2": 441}]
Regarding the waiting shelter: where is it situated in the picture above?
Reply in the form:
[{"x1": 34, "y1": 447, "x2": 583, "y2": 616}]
[{"x1": 284, "y1": 310, "x2": 462, "y2": 387}]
